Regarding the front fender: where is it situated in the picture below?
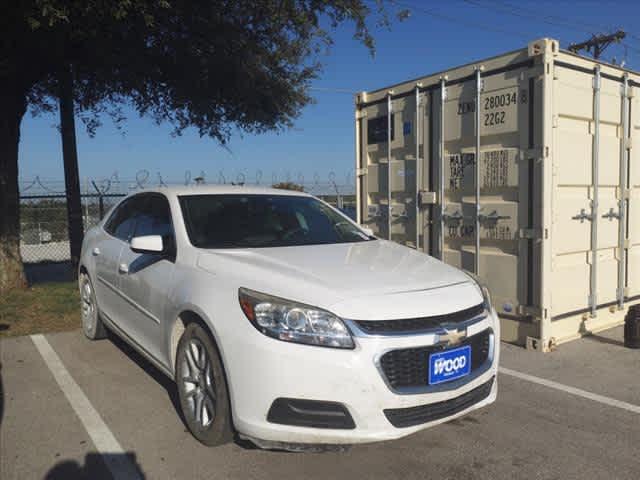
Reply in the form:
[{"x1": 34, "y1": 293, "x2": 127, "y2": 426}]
[{"x1": 164, "y1": 265, "x2": 237, "y2": 378}]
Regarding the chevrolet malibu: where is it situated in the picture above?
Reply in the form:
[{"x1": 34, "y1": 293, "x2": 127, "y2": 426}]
[{"x1": 79, "y1": 186, "x2": 499, "y2": 450}]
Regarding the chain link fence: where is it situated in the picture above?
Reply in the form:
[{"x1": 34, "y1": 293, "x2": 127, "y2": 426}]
[
  {"x1": 19, "y1": 171, "x2": 356, "y2": 264},
  {"x1": 19, "y1": 193, "x2": 124, "y2": 264}
]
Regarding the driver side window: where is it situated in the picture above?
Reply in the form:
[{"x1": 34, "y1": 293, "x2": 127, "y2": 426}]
[
  {"x1": 105, "y1": 195, "x2": 152, "y2": 242},
  {"x1": 104, "y1": 198, "x2": 137, "y2": 241},
  {"x1": 133, "y1": 195, "x2": 173, "y2": 238}
]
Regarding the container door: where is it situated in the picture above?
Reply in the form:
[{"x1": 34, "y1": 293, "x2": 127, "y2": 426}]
[
  {"x1": 550, "y1": 66, "x2": 626, "y2": 317},
  {"x1": 359, "y1": 98, "x2": 390, "y2": 238},
  {"x1": 359, "y1": 92, "x2": 426, "y2": 248},
  {"x1": 627, "y1": 83, "x2": 640, "y2": 300},
  {"x1": 438, "y1": 67, "x2": 535, "y2": 317}
]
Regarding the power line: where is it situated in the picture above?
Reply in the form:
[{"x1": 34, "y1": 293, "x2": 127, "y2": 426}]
[
  {"x1": 309, "y1": 87, "x2": 354, "y2": 94},
  {"x1": 489, "y1": 0, "x2": 640, "y2": 44},
  {"x1": 463, "y1": 0, "x2": 588, "y2": 34},
  {"x1": 460, "y1": 0, "x2": 640, "y2": 59},
  {"x1": 393, "y1": 1, "x2": 531, "y2": 40}
]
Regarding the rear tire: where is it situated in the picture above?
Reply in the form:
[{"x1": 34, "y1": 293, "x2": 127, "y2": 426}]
[
  {"x1": 79, "y1": 272, "x2": 107, "y2": 340},
  {"x1": 176, "y1": 323, "x2": 233, "y2": 446}
]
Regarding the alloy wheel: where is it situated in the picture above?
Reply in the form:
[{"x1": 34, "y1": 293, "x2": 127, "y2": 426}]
[
  {"x1": 80, "y1": 277, "x2": 95, "y2": 332},
  {"x1": 180, "y1": 338, "x2": 217, "y2": 428}
]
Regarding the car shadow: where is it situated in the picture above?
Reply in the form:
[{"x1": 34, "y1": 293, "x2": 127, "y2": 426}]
[
  {"x1": 106, "y1": 331, "x2": 290, "y2": 451},
  {"x1": 44, "y1": 452, "x2": 145, "y2": 480},
  {"x1": 106, "y1": 330, "x2": 315, "y2": 452},
  {"x1": 105, "y1": 331, "x2": 187, "y2": 428},
  {"x1": 127, "y1": 254, "x2": 163, "y2": 274},
  {"x1": 24, "y1": 261, "x2": 75, "y2": 285}
]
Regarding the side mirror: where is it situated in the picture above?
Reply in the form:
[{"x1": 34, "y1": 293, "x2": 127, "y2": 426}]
[
  {"x1": 130, "y1": 235, "x2": 163, "y2": 254},
  {"x1": 360, "y1": 227, "x2": 374, "y2": 237}
]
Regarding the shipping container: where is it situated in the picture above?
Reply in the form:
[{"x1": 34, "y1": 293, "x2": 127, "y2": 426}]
[{"x1": 354, "y1": 38, "x2": 640, "y2": 351}]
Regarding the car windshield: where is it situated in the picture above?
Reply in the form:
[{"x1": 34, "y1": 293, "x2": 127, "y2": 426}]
[{"x1": 179, "y1": 194, "x2": 374, "y2": 248}]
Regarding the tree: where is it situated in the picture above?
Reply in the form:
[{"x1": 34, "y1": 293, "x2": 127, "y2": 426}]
[
  {"x1": 272, "y1": 182, "x2": 305, "y2": 192},
  {"x1": 58, "y1": 64, "x2": 84, "y2": 277},
  {"x1": 0, "y1": 0, "x2": 400, "y2": 293}
]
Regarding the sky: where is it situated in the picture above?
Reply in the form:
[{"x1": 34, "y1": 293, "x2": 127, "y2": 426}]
[{"x1": 18, "y1": 0, "x2": 640, "y2": 190}]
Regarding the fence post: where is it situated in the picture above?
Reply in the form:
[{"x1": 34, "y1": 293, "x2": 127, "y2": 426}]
[
  {"x1": 91, "y1": 180, "x2": 105, "y2": 220},
  {"x1": 83, "y1": 177, "x2": 89, "y2": 230}
]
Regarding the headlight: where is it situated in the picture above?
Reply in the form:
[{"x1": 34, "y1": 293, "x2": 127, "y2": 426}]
[
  {"x1": 238, "y1": 288, "x2": 354, "y2": 349},
  {"x1": 467, "y1": 273, "x2": 492, "y2": 311}
]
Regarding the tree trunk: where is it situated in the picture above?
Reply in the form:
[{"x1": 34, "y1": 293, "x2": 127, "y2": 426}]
[
  {"x1": 0, "y1": 86, "x2": 28, "y2": 293},
  {"x1": 59, "y1": 65, "x2": 84, "y2": 277}
]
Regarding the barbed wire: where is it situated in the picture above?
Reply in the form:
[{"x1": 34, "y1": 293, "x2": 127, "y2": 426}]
[
  {"x1": 19, "y1": 168, "x2": 357, "y2": 196},
  {"x1": 20, "y1": 176, "x2": 67, "y2": 195}
]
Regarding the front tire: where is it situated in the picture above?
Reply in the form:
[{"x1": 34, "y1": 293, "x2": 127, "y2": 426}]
[
  {"x1": 176, "y1": 323, "x2": 233, "y2": 446},
  {"x1": 79, "y1": 272, "x2": 107, "y2": 340}
]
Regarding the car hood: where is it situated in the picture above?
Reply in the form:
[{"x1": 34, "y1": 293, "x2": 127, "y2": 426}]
[{"x1": 197, "y1": 240, "x2": 480, "y2": 319}]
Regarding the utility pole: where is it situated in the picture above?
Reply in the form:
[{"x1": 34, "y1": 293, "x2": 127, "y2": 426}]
[{"x1": 568, "y1": 30, "x2": 626, "y2": 59}]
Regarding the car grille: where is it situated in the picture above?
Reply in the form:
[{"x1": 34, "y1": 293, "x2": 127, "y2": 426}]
[
  {"x1": 384, "y1": 376, "x2": 495, "y2": 428},
  {"x1": 379, "y1": 329, "x2": 492, "y2": 391},
  {"x1": 354, "y1": 303, "x2": 485, "y2": 335}
]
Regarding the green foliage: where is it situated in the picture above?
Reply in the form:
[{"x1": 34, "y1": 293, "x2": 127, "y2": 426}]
[
  {"x1": 272, "y1": 181, "x2": 305, "y2": 192},
  {"x1": 2, "y1": 0, "x2": 401, "y2": 142}
]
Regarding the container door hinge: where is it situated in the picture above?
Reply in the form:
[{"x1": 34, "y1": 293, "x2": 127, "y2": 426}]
[
  {"x1": 419, "y1": 191, "x2": 437, "y2": 205},
  {"x1": 356, "y1": 168, "x2": 368, "y2": 177},
  {"x1": 355, "y1": 109, "x2": 367, "y2": 120},
  {"x1": 617, "y1": 189, "x2": 630, "y2": 200}
]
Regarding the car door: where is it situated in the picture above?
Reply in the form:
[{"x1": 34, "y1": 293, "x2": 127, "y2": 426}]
[
  {"x1": 93, "y1": 198, "x2": 137, "y2": 323},
  {"x1": 115, "y1": 193, "x2": 176, "y2": 366}
]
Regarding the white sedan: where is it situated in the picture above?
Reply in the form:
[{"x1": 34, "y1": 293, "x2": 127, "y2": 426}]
[{"x1": 79, "y1": 186, "x2": 499, "y2": 450}]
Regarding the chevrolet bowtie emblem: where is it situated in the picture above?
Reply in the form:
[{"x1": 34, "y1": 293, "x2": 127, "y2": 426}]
[{"x1": 439, "y1": 327, "x2": 467, "y2": 346}]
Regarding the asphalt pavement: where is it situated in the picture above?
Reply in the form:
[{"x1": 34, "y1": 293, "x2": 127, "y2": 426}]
[{"x1": 1, "y1": 326, "x2": 639, "y2": 480}]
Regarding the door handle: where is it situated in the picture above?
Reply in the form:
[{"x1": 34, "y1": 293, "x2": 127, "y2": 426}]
[
  {"x1": 571, "y1": 208, "x2": 593, "y2": 223},
  {"x1": 601, "y1": 208, "x2": 620, "y2": 221},
  {"x1": 118, "y1": 263, "x2": 129, "y2": 274},
  {"x1": 92, "y1": 247, "x2": 100, "y2": 256}
]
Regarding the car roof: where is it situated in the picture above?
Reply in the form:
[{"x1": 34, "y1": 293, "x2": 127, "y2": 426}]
[{"x1": 129, "y1": 185, "x2": 312, "y2": 198}]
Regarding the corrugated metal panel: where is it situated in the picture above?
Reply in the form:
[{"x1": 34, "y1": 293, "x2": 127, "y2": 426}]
[{"x1": 355, "y1": 38, "x2": 640, "y2": 351}]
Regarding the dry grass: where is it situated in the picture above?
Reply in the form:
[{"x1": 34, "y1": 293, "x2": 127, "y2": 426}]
[{"x1": 0, "y1": 282, "x2": 80, "y2": 338}]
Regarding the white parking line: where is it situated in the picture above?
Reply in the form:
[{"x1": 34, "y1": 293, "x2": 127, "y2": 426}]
[
  {"x1": 31, "y1": 334, "x2": 142, "y2": 480},
  {"x1": 499, "y1": 366, "x2": 640, "y2": 415}
]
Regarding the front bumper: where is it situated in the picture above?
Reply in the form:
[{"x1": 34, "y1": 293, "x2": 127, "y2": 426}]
[{"x1": 225, "y1": 310, "x2": 499, "y2": 445}]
